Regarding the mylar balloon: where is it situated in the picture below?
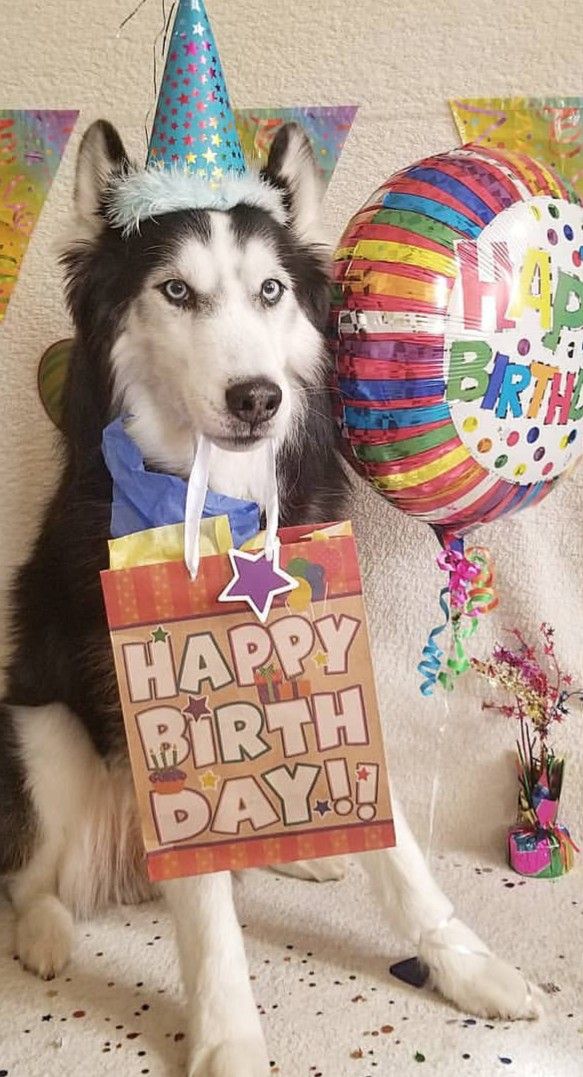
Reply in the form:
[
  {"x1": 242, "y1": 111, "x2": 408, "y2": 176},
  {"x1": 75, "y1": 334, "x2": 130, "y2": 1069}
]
[{"x1": 330, "y1": 145, "x2": 583, "y2": 539}]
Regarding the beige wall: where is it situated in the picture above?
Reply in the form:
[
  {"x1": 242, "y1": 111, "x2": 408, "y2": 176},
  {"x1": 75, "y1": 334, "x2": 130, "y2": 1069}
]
[{"x1": 0, "y1": 0, "x2": 581, "y2": 847}]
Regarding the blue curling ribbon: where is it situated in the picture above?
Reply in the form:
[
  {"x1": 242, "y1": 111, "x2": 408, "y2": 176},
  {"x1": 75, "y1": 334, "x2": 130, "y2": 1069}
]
[{"x1": 417, "y1": 585, "x2": 450, "y2": 696}]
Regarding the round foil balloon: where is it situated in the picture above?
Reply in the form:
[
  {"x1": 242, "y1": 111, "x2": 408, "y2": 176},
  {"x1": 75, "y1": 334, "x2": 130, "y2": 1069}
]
[{"x1": 330, "y1": 145, "x2": 583, "y2": 536}]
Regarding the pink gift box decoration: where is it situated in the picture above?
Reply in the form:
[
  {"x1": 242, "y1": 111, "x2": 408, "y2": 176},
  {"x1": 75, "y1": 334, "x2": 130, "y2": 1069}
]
[{"x1": 508, "y1": 824, "x2": 576, "y2": 878}]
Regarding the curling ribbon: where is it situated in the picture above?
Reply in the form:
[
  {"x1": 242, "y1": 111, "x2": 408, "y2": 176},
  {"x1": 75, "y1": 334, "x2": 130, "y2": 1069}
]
[
  {"x1": 438, "y1": 611, "x2": 479, "y2": 691},
  {"x1": 418, "y1": 543, "x2": 498, "y2": 695},
  {"x1": 417, "y1": 585, "x2": 450, "y2": 696},
  {"x1": 438, "y1": 546, "x2": 499, "y2": 691},
  {"x1": 466, "y1": 546, "x2": 499, "y2": 615}
]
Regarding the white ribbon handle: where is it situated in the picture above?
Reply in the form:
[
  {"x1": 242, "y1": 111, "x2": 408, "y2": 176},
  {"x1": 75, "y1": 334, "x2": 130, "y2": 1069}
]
[
  {"x1": 184, "y1": 434, "x2": 211, "y2": 579},
  {"x1": 183, "y1": 436, "x2": 279, "y2": 579},
  {"x1": 264, "y1": 438, "x2": 279, "y2": 561}
]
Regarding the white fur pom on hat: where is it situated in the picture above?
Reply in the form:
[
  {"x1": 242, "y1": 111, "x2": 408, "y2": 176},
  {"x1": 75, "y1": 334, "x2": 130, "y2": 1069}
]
[{"x1": 106, "y1": 167, "x2": 287, "y2": 235}]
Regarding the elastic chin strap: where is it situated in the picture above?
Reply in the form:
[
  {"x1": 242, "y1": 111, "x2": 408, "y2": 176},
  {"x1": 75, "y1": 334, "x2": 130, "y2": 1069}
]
[{"x1": 184, "y1": 436, "x2": 279, "y2": 579}]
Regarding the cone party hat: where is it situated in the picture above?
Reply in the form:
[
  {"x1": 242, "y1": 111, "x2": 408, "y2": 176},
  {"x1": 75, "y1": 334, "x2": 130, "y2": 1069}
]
[
  {"x1": 146, "y1": 0, "x2": 245, "y2": 179},
  {"x1": 107, "y1": 0, "x2": 284, "y2": 233}
]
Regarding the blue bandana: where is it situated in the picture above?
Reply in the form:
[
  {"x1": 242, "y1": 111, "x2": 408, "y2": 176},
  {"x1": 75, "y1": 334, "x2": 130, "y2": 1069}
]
[{"x1": 101, "y1": 418, "x2": 260, "y2": 548}]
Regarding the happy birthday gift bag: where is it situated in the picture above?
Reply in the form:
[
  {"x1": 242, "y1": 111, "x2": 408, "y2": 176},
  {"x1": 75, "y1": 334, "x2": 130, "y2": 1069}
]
[{"x1": 101, "y1": 520, "x2": 394, "y2": 881}]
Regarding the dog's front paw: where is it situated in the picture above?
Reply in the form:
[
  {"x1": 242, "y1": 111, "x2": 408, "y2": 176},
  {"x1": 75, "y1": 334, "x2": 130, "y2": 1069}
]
[
  {"x1": 420, "y1": 916, "x2": 542, "y2": 1021},
  {"x1": 188, "y1": 1038, "x2": 270, "y2": 1077},
  {"x1": 15, "y1": 894, "x2": 75, "y2": 980}
]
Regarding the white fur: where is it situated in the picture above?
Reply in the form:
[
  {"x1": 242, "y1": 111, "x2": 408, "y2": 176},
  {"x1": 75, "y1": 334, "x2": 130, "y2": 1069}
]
[
  {"x1": 164, "y1": 873, "x2": 269, "y2": 1077},
  {"x1": 73, "y1": 123, "x2": 119, "y2": 242},
  {"x1": 113, "y1": 211, "x2": 324, "y2": 489},
  {"x1": 274, "y1": 124, "x2": 329, "y2": 246},
  {"x1": 360, "y1": 801, "x2": 541, "y2": 1021},
  {"x1": 106, "y1": 167, "x2": 287, "y2": 236},
  {"x1": 9, "y1": 703, "x2": 150, "y2": 927}
]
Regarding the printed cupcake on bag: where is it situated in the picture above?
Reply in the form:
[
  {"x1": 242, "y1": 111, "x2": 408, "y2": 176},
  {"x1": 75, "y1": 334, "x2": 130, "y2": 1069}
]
[{"x1": 472, "y1": 623, "x2": 581, "y2": 878}]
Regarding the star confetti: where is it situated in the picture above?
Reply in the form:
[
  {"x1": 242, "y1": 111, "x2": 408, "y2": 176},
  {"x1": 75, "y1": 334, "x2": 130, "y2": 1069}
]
[
  {"x1": 151, "y1": 626, "x2": 169, "y2": 643},
  {"x1": 200, "y1": 769, "x2": 220, "y2": 790},
  {"x1": 183, "y1": 695, "x2": 211, "y2": 720},
  {"x1": 218, "y1": 543, "x2": 298, "y2": 623}
]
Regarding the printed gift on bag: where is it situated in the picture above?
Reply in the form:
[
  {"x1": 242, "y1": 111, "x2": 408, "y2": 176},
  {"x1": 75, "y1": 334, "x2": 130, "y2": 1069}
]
[{"x1": 101, "y1": 436, "x2": 394, "y2": 881}]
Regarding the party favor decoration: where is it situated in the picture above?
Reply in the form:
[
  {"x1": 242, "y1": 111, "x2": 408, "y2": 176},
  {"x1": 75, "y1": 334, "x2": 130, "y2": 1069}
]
[
  {"x1": 235, "y1": 106, "x2": 358, "y2": 186},
  {"x1": 101, "y1": 517, "x2": 394, "y2": 881},
  {"x1": 451, "y1": 97, "x2": 583, "y2": 198},
  {"x1": 0, "y1": 110, "x2": 77, "y2": 322},
  {"x1": 472, "y1": 623, "x2": 581, "y2": 878},
  {"x1": 330, "y1": 144, "x2": 583, "y2": 692}
]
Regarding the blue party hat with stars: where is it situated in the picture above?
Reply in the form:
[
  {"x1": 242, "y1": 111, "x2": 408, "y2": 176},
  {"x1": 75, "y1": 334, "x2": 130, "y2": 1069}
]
[
  {"x1": 146, "y1": 0, "x2": 245, "y2": 178},
  {"x1": 107, "y1": 0, "x2": 284, "y2": 234}
]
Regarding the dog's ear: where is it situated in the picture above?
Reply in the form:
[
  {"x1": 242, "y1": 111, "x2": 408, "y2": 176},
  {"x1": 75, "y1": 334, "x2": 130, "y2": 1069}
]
[
  {"x1": 262, "y1": 123, "x2": 327, "y2": 246},
  {"x1": 74, "y1": 120, "x2": 128, "y2": 239}
]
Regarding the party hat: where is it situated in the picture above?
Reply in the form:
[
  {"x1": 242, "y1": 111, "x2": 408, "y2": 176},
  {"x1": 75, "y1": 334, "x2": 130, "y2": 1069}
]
[
  {"x1": 108, "y1": 0, "x2": 282, "y2": 233},
  {"x1": 146, "y1": 0, "x2": 245, "y2": 178}
]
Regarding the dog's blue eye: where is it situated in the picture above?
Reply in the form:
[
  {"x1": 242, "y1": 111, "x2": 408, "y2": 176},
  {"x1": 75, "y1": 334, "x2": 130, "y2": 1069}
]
[
  {"x1": 260, "y1": 278, "x2": 284, "y2": 305},
  {"x1": 162, "y1": 279, "x2": 190, "y2": 304}
]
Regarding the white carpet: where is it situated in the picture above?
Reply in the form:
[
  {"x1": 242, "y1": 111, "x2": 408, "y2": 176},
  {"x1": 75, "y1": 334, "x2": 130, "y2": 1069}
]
[{"x1": 1, "y1": 851, "x2": 581, "y2": 1077}]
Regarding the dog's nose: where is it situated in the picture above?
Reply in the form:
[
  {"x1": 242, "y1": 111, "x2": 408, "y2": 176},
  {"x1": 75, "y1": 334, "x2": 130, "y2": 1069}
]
[{"x1": 225, "y1": 378, "x2": 282, "y2": 427}]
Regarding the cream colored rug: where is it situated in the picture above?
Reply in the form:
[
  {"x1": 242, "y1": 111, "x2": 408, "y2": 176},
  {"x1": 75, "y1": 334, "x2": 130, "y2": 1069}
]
[{"x1": 1, "y1": 848, "x2": 581, "y2": 1077}]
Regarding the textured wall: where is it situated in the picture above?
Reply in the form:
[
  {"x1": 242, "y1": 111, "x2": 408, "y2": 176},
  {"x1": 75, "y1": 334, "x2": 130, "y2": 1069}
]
[{"x1": 0, "y1": 0, "x2": 581, "y2": 849}]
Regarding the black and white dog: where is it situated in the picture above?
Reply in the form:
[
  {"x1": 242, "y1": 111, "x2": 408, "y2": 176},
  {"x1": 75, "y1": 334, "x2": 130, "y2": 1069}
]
[{"x1": 0, "y1": 121, "x2": 539, "y2": 1077}]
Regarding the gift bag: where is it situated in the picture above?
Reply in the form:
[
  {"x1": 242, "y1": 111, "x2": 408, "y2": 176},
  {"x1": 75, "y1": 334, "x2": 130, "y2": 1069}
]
[{"x1": 101, "y1": 437, "x2": 394, "y2": 881}]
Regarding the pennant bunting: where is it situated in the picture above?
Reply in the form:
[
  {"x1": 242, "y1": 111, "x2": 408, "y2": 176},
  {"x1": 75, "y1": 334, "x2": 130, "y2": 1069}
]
[
  {"x1": 451, "y1": 97, "x2": 583, "y2": 196},
  {"x1": 0, "y1": 110, "x2": 78, "y2": 322}
]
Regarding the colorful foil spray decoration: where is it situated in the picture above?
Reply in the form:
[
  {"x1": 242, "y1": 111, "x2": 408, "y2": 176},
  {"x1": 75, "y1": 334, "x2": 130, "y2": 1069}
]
[
  {"x1": 0, "y1": 110, "x2": 77, "y2": 323},
  {"x1": 329, "y1": 145, "x2": 583, "y2": 693},
  {"x1": 471, "y1": 623, "x2": 582, "y2": 877},
  {"x1": 451, "y1": 97, "x2": 583, "y2": 199}
]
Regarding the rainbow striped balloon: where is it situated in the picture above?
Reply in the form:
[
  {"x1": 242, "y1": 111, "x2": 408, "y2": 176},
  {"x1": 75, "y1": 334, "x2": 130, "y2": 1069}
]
[{"x1": 331, "y1": 145, "x2": 583, "y2": 538}]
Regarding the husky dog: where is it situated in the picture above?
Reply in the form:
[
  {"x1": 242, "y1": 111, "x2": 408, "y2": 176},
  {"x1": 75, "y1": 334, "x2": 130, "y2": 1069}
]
[{"x1": 0, "y1": 121, "x2": 539, "y2": 1077}]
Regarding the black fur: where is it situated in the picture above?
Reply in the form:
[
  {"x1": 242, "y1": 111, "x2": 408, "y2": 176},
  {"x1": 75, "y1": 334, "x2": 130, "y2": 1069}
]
[{"x1": 0, "y1": 123, "x2": 349, "y2": 874}]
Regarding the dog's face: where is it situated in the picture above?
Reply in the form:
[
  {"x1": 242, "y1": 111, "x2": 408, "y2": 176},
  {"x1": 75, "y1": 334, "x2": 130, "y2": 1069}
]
[{"x1": 65, "y1": 122, "x2": 330, "y2": 476}]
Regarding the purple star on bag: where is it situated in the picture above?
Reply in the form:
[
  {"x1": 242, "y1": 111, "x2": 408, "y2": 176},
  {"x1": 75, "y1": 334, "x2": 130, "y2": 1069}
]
[{"x1": 218, "y1": 543, "x2": 298, "y2": 622}]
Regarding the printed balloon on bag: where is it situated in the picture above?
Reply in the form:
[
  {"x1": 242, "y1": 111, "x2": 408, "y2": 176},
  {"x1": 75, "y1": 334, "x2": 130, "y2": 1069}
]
[{"x1": 330, "y1": 145, "x2": 583, "y2": 536}]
